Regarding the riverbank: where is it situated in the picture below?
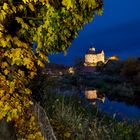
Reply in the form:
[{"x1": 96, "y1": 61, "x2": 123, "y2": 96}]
[
  {"x1": 31, "y1": 77, "x2": 140, "y2": 139},
  {"x1": 30, "y1": 68, "x2": 140, "y2": 139}
]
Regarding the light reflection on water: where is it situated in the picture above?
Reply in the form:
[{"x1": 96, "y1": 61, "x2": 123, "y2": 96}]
[
  {"x1": 84, "y1": 89, "x2": 140, "y2": 121},
  {"x1": 96, "y1": 98, "x2": 140, "y2": 121}
]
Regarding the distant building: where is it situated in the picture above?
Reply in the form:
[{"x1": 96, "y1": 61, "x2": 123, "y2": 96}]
[
  {"x1": 105, "y1": 55, "x2": 119, "y2": 64},
  {"x1": 68, "y1": 67, "x2": 75, "y2": 74},
  {"x1": 84, "y1": 47, "x2": 105, "y2": 67}
]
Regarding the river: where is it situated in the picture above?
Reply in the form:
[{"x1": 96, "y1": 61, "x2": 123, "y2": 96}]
[{"x1": 82, "y1": 89, "x2": 140, "y2": 122}]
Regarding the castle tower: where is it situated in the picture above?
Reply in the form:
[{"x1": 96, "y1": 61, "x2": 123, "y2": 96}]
[{"x1": 89, "y1": 47, "x2": 95, "y2": 51}]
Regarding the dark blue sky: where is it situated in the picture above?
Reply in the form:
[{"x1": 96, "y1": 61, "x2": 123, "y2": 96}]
[{"x1": 49, "y1": 0, "x2": 140, "y2": 65}]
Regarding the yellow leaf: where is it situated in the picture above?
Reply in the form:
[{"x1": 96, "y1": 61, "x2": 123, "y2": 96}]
[
  {"x1": 62, "y1": 0, "x2": 75, "y2": 10},
  {"x1": 11, "y1": 48, "x2": 21, "y2": 58},
  {"x1": 30, "y1": 71, "x2": 36, "y2": 78},
  {"x1": 27, "y1": 134, "x2": 35, "y2": 139},
  {"x1": 25, "y1": 88, "x2": 32, "y2": 95},
  {"x1": 4, "y1": 104, "x2": 11, "y2": 111},
  {"x1": 28, "y1": 3, "x2": 35, "y2": 11},
  {"x1": 6, "y1": 35, "x2": 12, "y2": 42},
  {"x1": 0, "y1": 10, "x2": 6, "y2": 21},
  {"x1": 0, "y1": 24, "x2": 4, "y2": 31},
  {"x1": 1, "y1": 62, "x2": 9, "y2": 68},
  {"x1": 9, "y1": 82, "x2": 15, "y2": 94},
  {"x1": 0, "y1": 32, "x2": 2, "y2": 38},
  {"x1": 3, "y1": 3, "x2": 8, "y2": 10},
  {"x1": 37, "y1": 60, "x2": 45, "y2": 67},
  {"x1": 15, "y1": 17, "x2": 29, "y2": 29},
  {"x1": 18, "y1": 69, "x2": 25, "y2": 77},
  {"x1": 64, "y1": 132, "x2": 71, "y2": 138},
  {"x1": 12, "y1": 6, "x2": 17, "y2": 13},
  {"x1": 0, "y1": 101, "x2": 3, "y2": 107},
  {"x1": 23, "y1": 57, "x2": 34, "y2": 69},
  {"x1": 1, "y1": 39, "x2": 8, "y2": 47},
  {"x1": 4, "y1": 69, "x2": 10, "y2": 75},
  {"x1": 29, "y1": 100, "x2": 33, "y2": 105},
  {"x1": 18, "y1": 5, "x2": 24, "y2": 11},
  {"x1": 11, "y1": 109, "x2": 18, "y2": 119},
  {"x1": 34, "y1": 0, "x2": 38, "y2": 3},
  {"x1": 0, "y1": 90, "x2": 5, "y2": 97},
  {"x1": 23, "y1": 0, "x2": 29, "y2": 4}
]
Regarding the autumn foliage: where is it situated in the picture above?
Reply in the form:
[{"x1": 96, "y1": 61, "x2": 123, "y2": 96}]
[{"x1": 0, "y1": 0, "x2": 103, "y2": 139}]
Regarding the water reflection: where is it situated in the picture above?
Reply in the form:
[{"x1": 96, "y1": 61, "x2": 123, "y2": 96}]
[
  {"x1": 84, "y1": 89, "x2": 105, "y2": 104},
  {"x1": 84, "y1": 89, "x2": 140, "y2": 121},
  {"x1": 97, "y1": 98, "x2": 140, "y2": 121}
]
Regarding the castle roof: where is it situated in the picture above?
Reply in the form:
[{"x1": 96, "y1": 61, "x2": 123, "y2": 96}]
[{"x1": 86, "y1": 50, "x2": 103, "y2": 55}]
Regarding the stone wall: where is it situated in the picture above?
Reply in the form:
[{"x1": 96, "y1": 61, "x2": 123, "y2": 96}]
[
  {"x1": 84, "y1": 51, "x2": 105, "y2": 66},
  {"x1": 84, "y1": 54, "x2": 97, "y2": 66},
  {"x1": 0, "y1": 119, "x2": 16, "y2": 140}
]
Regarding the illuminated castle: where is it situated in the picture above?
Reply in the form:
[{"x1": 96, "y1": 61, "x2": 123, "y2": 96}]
[{"x1": 84, "y1": 47, "x2": 105, "y2": 67}]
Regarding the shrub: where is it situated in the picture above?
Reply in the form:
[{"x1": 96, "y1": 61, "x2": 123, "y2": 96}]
[
  {"x1": 104, "y1": 60, "x2": 123, "y2": 74},
  {"x1": 121, "y1": 57, "x2": 140, "y2": 78}
]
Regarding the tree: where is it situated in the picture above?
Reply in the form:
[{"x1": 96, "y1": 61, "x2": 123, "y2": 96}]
[
  {"x1": 121, "y1": 57, "x2": 140, "y2": 78},
  {"x1": 0, "y1": 0, "x2": 103, "y2": 139}
]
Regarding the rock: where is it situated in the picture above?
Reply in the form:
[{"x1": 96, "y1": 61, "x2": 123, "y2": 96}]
[{"x1": 0, "y1": 119, "x2": 16, "y2": 140}]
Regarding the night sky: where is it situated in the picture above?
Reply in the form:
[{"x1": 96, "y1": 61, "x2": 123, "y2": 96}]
[{"x1": 49, "y1": 0, "x2": 140, "y2": 65}]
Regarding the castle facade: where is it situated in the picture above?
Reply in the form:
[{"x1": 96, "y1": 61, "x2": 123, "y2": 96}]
[{"x1": 84, "y1": 47, "x2": 105, "y2": 67}]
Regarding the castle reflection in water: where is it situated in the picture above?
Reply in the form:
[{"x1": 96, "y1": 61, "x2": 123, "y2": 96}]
[{"x1": 84, "y1": 89, "x2": 105, "y2": 106}]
